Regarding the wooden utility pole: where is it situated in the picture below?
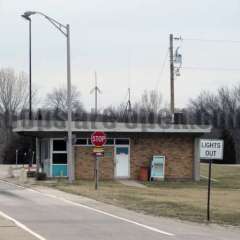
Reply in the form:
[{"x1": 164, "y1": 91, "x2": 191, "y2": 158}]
[{"x1": 169, "y1": 34, "x2": 175, "y2": 121}]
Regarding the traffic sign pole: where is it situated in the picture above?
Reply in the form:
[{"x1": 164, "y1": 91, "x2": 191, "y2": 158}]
[
  {"x1": 207, "y1": 159, "x2": 212, "y2": 221},
  {"x1": 91, "y1": 131, "x2": 106, "y2": 191},
  {"x1": 199, "y1": 139, "x2": 223, "y2": 223},
  {"x1": 95, "y1": 156, "x2": 99, "y2": 190}
]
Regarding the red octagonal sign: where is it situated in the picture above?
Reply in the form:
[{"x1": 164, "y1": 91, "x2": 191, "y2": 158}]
[{"x1": 91, "y1": 131, "x2": 107, "y2": 147}]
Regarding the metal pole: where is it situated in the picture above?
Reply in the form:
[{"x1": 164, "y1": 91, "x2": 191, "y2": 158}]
[
  {"x1": 36, "y1": 137, "x2": 40, "y2": 174},
  {"x1": 66, "y1": 24, "x2": 74, "y2": 183},
  {"x1": 29, "y1": 19, "x2": 32, "y2": 120},
  {"x1": 95, "y1": 156, "x2": 99, "y2": 190},
  {"x1": 169, "y1": 34, "x2": 174, "y2": 122},
  {"x1": 16, "y1": 149, "x2": 18, "y2": 166},
  {"x1": 207, "y1": 159, "x2": 212, "y2": 221}
]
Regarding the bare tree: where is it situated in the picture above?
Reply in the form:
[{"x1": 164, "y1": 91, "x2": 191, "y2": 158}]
[
  {"x1": 101, "y1": 90, "x2": 163, "y2": 124},
  {"x1": 139, "y1": 90, "x2": 162, "y2": 113},
  {"x1": 189, "y1": 86, "x2": 240, "y2": 128},
  {"x1": 45, "y1": 85, "x2": 84, "y2": 117},
  {"x1": 0, "y1": 68, "x2": 28, "y2": 126},
  {"x1": 0, "y1": 68, "x2": 29, "y2": 163}
]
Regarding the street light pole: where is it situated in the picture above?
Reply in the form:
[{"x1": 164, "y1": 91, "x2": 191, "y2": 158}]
[
  {"x1": 21, "y1": 14, "x2": 32, "y2": 120},
  {"x1": 21, "y1": 11, "x2": 74, "y2": 182},
  {"x1": 66, "y1": 24, "x2": 73, "y2": 183},
  {"x1": 29, "y1": 19, "x2": 32, "y2": 120}
]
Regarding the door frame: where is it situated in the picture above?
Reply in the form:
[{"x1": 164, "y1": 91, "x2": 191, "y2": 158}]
[
  {"x1": 40, "y1": 138, "x2": 51, "y2": 177},
  {"x1": 114, "y1": 145, "x2": 130, "y2": 178},
  {"x1": 50, "y1": 138, "x2": 68, "y2": 177}
]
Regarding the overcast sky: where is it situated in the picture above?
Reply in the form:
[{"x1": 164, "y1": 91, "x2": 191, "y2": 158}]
[{"x1": 1, "y1": 0, "x2": 240, "y2": 111}]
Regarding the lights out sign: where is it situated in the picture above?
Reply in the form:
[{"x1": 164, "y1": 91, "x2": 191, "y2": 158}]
[{"x1": 200, "y1": 139, "x2": 224, "y2": 160}]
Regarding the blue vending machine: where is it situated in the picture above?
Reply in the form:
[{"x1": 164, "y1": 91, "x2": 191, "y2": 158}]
[{"x1": 150, "y1": 155, "x2": 165, "y2": 180}]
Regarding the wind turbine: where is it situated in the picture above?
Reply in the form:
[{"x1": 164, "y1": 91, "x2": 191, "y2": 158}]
[
  {"x1": 125, "y1": 87, "x2": 132, "y2": 113},
  {"x1": 90, "y1": 71, "x2": 102, "y2": 115}
]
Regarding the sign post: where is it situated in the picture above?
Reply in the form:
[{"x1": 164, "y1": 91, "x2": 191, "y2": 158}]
[
  {"x1": 200, "y1": 139, "x2": 223, "y2": 222},
  {"x1": 207, "y1": 158, "x2": 212, "y2": 221},
  {"x1": 95, "y1": 155, "x2": 99, "y2": 190},
  {"x1": 91, "y1": 131, "x2": 107, "y2": 190}
]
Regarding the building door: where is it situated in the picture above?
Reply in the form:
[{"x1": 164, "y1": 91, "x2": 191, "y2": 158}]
[
  {"x1": 51, "y1": 139, "x2": 68, "y2": 177},
  {"x1": 40, "y1": 139, "x2": 51, "y2": 177},
  {"x1": 115, "y1": 146, "x2": 129, "y2": 178}
]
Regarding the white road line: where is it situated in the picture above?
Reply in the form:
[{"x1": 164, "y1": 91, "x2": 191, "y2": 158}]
[
  {"x1": 0, "y1": 210, "x2": 46, "y2": 240},
  {"x1": 0, "y1": 179, "x2": 175, "y2": 237},
  {"x1": 34, "y1": 191, "x2": 175, "y2": 236}
]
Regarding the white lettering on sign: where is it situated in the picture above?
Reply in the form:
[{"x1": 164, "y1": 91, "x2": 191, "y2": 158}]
[
  {"x1": 92, "y1": 136, "x2": 106, "y2": 142},
  {"x1": 200, "y1": 139, "x2": 224, "y2": 160}
]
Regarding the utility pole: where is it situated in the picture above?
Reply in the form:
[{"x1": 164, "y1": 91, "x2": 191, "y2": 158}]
[
  {"x1": 169, "y1": 34, "x2": 174, "y2": 122},
  {"x1": 66, "y1": 24, "x2": 73, "y2": 183},
  {"x1": 169, "y1": 34, "x2": 182, "y2": 123},
  {"x1": 90, "y1": 71, "x2": 101, "y2": 115}
]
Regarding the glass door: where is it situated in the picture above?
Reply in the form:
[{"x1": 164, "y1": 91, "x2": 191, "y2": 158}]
[
  {"x1": 51, "y1": 139, "x2": 68, "y2": 177},
  {"x1": 115, "y1": 146, "x2": 129, "y2": 178}
]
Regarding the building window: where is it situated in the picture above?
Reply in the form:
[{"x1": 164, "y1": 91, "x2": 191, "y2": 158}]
[
  {"x1": 52, "y1": 153, "x2": 67, "y2": 164},
  {"x1": 87, "y1": 139, "x2": 93, "y2": 145},
  {"x1": 105, "y1": 138, "x2": 114, "y2": 145},
  {"x1": 115, "y1": 139, "x2": 130, "y2": 145},
  {"x1": 74, "y1": 138, "x2": 129, "y2": 145},
  {"x1": 75, "y1": 138, "x2": 88, "y2": 145},
  {"x1": 53, "y1": 140, "x2": 66, "y2": 151},
  {"x1": 52, "y1": 139, "x2": 67, "y2": 165}
]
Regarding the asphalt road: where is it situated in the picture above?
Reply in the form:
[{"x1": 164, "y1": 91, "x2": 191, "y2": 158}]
[{"x1": 0, "y1": 180, "x2": 239, "y2": 240}]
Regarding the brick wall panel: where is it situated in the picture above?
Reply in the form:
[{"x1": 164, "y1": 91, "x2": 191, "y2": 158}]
[
  {"x1": 75, "y1": 146, "x2": 114, "y2": 180},
  {"x1": 75, "y1": 134, "x2": 194, "y2": 181}
]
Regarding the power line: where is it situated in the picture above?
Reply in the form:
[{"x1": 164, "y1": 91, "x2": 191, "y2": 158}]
[
  {"x1": 183, "y1": 38, "x2": 240, "y2": 44},
  {"x1": 155, "y1": 48, "x2": 169, "y2": 89},
  {"x1": 182, "y1": 66, "x2": 240, "y2": 72}
]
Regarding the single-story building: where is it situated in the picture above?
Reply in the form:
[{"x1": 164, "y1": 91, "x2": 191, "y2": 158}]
[{"x1": 13, "y1": 120, "x2": 211, "y2": 181}]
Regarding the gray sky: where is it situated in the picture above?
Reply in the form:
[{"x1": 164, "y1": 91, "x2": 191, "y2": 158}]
[{"x1": 1, "y1": 0, "x2": 240, "y2": 111}]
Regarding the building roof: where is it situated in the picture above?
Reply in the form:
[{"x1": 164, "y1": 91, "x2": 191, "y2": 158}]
[{"x1": 13, "y1": 120, "x2": 211, "y2": 134}]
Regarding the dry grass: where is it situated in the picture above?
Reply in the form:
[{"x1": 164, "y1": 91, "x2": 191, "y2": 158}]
[{"x1": 40, "y1": 163, "x2": 240, "y2": 226}]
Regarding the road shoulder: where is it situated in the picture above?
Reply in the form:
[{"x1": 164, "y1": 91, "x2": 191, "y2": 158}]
[
  {"x1": 1, "y1": 178, "x2": 240, "y2": 240},
  {"x1": 31, "y1": 184, "x2": 240, "y2": 239},
  {"x1": 0, "y1": 215, "x2": 38, "y2": 240}
]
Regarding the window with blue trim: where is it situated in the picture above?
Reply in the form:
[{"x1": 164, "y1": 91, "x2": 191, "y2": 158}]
[{"x1": 52, "y1": 139, "x2": 67, "y2": 164}]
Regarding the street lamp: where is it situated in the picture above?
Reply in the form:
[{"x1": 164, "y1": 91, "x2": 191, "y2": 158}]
[
  {"x1": 21, "y1": 12, "x2": 33, "y2": 120},
  {"x1": 21, "y1": 11, "x2": 74, "y2": 183}
]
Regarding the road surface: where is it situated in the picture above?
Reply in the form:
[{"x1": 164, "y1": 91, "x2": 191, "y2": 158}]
[{"x1": 0, "y1": 180, "x2": 239, "y2": 240}]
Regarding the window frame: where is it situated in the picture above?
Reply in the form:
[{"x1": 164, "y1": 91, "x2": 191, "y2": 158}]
[
  {"x1": 51, "y1": 138, "x2": 68, "y2": 165},
  {"x1": 74, "y1": 138, "x2": 130, "y2": 146},
  {"x1": 52, "y1": 139, "x2": 67, "y2": 152}
]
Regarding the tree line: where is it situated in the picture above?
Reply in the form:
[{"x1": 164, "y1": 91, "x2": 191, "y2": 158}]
[{"x1": 0, "y1": 67, "x2": 239, "y2": 164}]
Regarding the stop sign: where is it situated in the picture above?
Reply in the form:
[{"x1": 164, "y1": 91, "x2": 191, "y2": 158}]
[{"x1": 91, "y1": 131, "x2": 107, "y2": 147}]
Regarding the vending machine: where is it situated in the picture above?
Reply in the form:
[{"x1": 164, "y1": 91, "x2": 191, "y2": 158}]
[{"x1": 150, "y1": 155, "x2": 165, "y2": 180}]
